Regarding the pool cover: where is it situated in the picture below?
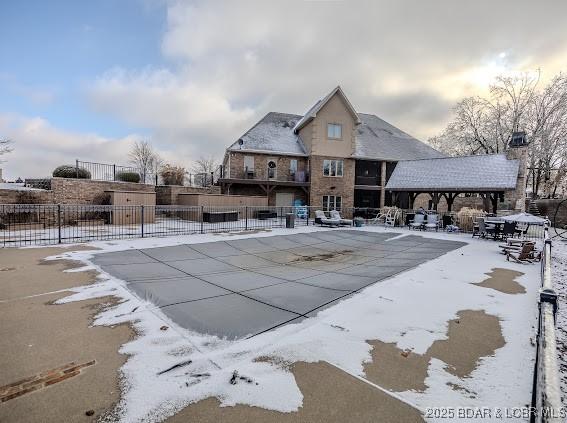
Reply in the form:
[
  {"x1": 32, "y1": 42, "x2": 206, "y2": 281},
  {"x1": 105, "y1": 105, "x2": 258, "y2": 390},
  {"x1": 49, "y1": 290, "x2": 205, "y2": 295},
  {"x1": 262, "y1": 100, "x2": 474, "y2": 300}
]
[{"x1": 93, "y1": 230, "x2": 466, "y2": 339}]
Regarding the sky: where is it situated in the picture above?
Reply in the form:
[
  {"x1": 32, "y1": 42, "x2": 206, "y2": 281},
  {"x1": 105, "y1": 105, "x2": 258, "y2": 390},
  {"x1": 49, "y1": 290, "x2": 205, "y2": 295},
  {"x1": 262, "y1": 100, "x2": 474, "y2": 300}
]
[{"x1": 1, "y1": 0, "x2": 567, "y2": 180}]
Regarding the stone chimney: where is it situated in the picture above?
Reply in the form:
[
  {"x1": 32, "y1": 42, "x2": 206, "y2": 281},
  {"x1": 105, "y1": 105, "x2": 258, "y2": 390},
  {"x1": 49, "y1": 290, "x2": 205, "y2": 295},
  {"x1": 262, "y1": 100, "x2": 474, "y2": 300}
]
[{"x1": 505, "y1": 132, "x2": 529, "y2": 212}]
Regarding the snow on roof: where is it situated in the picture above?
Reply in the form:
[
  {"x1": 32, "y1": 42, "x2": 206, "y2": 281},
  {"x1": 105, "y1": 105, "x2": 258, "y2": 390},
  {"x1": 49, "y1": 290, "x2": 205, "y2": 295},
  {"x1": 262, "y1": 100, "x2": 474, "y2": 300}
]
[
  {"x1": 227, "y1": 112, "x2": 307, "y2": 156},
  {"x1": 385, "y1": 154, "x2": 520, "y2": 191},
  {"x1": 354, "y1": 113, "x2": 444, "y2": 161}
]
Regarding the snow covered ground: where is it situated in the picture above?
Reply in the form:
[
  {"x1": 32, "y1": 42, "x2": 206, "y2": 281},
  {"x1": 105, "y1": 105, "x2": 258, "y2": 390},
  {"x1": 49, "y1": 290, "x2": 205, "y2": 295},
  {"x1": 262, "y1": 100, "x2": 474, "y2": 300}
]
[
  {"x1": 551, "y1": 235, "x2": 567, "y2": 404},
  {"x1": 45, "y1": 226, "x2": 543, "y2": 422}
]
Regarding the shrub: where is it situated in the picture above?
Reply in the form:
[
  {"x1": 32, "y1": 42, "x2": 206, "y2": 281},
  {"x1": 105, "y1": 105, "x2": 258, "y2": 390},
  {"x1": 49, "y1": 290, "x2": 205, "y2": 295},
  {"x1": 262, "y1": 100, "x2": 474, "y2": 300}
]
[
  {"x1": 160, "y1": 164, "x2": 186, "y2": 186},
  {"x1": 52, "y1": 165, "x2": 91, "y2": 179},
  {"x1": 115, "y1": 171, "x2": 141, "y2": 183}
]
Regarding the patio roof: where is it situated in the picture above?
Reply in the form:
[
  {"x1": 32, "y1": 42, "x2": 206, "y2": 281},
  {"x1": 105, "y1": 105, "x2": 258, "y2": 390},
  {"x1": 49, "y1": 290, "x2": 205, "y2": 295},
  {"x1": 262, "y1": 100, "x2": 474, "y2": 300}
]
[{"x1": 385, "y1": 154, "x2": 520, "y2": 192}]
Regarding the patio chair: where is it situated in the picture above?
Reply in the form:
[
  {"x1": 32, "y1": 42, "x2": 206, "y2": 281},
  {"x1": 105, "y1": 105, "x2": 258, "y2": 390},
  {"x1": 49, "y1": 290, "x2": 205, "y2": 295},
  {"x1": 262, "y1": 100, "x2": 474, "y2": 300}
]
[
  {"x1": 506, "y1": 243, "x2": 540, "y2": 263},
  {"x1": 499, "y1": 240, "x2": 534, "y2": 255},
  {"x1": 314, "y1": 210, "x2": 340, "y2": 227},
  {"x1": 472, "y1": 218, "x2": 486, "y2": 238},
  {"x1": 423, "y1": 214, "x2": 439, "y2": 231},
  {"x1": 409, "y1": 213, "x2": 425, "y2": 230},
  {"x1": 500, "y1": 221, "x2": 517, "y2": 241},
  {"x1": 330, "y1": 210, "x2": 353, "y2": 226}
]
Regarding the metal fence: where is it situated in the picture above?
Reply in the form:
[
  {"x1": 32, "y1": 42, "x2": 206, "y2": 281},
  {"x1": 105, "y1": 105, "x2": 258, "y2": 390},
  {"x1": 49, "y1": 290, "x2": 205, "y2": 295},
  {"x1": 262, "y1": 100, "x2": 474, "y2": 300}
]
[
  {"x1": 531, "y1": 226, "x2": 562, "y2": 422},
  {"x1": 75, "y1": 160, "x2": 151, "y2": 183},
  {"x1": 0, "y1": 205, "x2": 546, "y2": 247},
  {"x1": 0, "y1": 205, "x2": 314, "y2": 247}
]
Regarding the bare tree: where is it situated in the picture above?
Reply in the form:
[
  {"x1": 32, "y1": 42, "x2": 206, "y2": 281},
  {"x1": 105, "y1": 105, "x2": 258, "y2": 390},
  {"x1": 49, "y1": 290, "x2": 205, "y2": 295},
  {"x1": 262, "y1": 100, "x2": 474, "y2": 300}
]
[
  {"x1": 430, "y1": 71, "x2": 567, "y2": 198},
  {"x1": 191, "y1": 155, "x2": 219, "y2": 186},
  {"x1": 0, "y1": 138, "x2": 13, "y2": 162},
  {"x1": 129, "y1": 140, "x2": 159, "y2": 184}
]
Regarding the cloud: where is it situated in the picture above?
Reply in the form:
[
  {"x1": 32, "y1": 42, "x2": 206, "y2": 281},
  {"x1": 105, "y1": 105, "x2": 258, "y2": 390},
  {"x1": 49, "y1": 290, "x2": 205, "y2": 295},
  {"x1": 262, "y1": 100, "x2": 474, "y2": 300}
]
[
  {"x1": 0, "y1": 113, "x2": 145, "y2": 179},
  {"x1": 85, "y1": 0, "x2": 567, "y2": 156},
  {"x1": 0, "y1": 74, "x2": 56, "y2": 106}
]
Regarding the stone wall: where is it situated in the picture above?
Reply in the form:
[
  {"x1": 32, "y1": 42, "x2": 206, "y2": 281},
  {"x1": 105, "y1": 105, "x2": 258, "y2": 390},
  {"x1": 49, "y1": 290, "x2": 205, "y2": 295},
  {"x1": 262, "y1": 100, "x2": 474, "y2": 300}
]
[
  {"x1": 309, "y1": 156, "x2": 355, "y2": 210},
  {"x1": 413, "y1": 193, "x2": 487, "y2": 212},
  {"x1": 535, "y1": 199, "x2": 567, "y2": 226},
  {"x1": 50, "y1": 178, "x2": 154, "y2": 204},
  {"x1": 0, "y1": 188, "x2": 52, "y2": 204},
  {"x1": 155, "y1": 185, "x2": 220, "y2": 205},
  {"x1": 226, "y1": 152, "x2": 308, "y2": 181}
]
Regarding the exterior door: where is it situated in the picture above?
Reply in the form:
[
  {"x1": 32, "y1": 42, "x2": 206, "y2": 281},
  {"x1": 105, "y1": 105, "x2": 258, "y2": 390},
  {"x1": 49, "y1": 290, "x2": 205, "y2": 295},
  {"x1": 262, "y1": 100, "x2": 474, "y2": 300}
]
[{"x1": 276, "y1": 192, "x2": 294, "y2": 214}]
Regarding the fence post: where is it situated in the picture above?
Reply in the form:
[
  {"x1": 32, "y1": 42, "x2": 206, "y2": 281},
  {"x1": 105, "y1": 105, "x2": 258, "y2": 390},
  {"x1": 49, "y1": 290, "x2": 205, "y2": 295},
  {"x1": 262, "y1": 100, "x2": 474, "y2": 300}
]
[
  {"x1": 57, "y1": 204, "x2": 62, "y2": 244},
  {"x1": 280, "y1": 207, "x2": 283, "y2": 226},
  {"x1": 200, "y1": 206, "x2": 204, "y2": 234},
  {"x1": 113, "y1": 164, "x2": 116, "y2": 181},
  {"x1": 141, "y1": 205, "x2": 144, "y2": 238},
  {"x1": 245, "y1": 206, "x2": 248, "y2": 231},
  {"x1": 75, "y1": 159, "x2": 79, "y2": 179}
]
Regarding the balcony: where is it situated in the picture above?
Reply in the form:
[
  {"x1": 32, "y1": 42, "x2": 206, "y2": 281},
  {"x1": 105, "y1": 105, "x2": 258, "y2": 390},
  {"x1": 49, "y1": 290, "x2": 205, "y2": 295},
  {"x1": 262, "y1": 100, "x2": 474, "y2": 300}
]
[
  {"x1": 219, "y1": 169, "x2": 310, "y2": 188},
  {"x1": 355, "y1": 175, "x2": 381, "y2": 186}
]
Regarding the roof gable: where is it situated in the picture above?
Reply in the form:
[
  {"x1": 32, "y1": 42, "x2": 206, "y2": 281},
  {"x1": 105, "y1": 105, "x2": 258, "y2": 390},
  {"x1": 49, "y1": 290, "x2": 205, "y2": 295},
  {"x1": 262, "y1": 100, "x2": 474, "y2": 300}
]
[{"x1": 293, "y1": 86, "x2": 361, "y2": 133}]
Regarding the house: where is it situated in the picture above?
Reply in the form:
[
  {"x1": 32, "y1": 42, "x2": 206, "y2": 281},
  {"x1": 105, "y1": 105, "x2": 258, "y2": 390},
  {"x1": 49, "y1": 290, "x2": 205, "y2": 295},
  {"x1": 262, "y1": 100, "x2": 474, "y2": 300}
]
[{"x1": 220, "y1": 86, "x2": 527, "y2": 213}]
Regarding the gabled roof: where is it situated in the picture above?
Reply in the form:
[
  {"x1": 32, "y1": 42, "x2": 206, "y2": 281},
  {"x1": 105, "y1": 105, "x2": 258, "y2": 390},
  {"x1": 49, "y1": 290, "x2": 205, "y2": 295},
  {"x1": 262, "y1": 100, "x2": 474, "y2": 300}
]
[
  {"x1": 354, "y1": 113, "x2": 444, "y2": 161},
  {"x1": 292, "y1": 86, "x2": 361, "y2": 133},
  {"x1": 227, "y1": 112, "x2": 307, "y2": 156},
  {"x1": 385, "y1": 154, "x2": 520, "y2": 191}
]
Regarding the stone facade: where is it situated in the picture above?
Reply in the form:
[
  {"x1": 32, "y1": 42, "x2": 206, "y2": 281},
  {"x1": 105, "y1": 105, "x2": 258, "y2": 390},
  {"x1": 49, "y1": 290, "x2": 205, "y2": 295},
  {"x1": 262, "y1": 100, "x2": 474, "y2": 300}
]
[
  {"x1": 0, "y1": 188, "x2": 52, "y2": 204},
  {"x1": 505, "y1": 144, "x2": 529, "y2": 212},
  {"x1": 309, "y1": 156, "x2": 355, "y2": 211},
  {"x1": 155, "y1": 185, "x2": 220, "y2": 205},
  {"x1": 50, "y1": 178, "x2": 154, "y2": 204},
  {"x1": 226, "y1": 152, "x2": 308, "y2": 181}
]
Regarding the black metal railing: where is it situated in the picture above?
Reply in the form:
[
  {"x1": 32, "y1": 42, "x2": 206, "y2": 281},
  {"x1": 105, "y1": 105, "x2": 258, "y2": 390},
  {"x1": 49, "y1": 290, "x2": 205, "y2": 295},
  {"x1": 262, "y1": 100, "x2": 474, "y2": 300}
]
[
  {"x1": 0, "y1": 205, "x2": 315, "y2": 247},
  {"x1": 0, "y1": 205, "x2": 547, "y2": 247},
  {"x1": 75, "y1": 160, "x2": 150, "y2": 183},
  {"x1": 530, "y1": 226, "x2": 562, "y2": 422}
]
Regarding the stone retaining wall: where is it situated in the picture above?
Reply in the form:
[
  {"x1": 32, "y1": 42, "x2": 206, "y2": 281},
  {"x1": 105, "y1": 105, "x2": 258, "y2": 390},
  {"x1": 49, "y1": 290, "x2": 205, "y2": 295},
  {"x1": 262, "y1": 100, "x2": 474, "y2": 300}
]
[{"x1": 50, "y1": 178, "x2": 154, "y2": 204}]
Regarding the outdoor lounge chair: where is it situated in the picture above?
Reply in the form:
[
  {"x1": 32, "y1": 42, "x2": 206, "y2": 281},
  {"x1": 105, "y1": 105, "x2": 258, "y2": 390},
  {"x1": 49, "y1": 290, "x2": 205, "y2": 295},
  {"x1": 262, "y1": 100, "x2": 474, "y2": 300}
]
[
  {"x1": 330, "y1": 210, "x2": 353, "y2": 226},
  {"x1": 499, "y1": 240, "x2": 535, "y2": 255},
  {"x1": 423, "y1": 214, "x2": 439, "y2": 231},
  {"x1": 314, "y1": 210, "x2": 340, "y2": 227},
  {"x1": 409, "y1": 214, "x2": 425, "y2": 230},
  {"x1": 506, "y1": 243, "x2": 540, "y2": 263}
]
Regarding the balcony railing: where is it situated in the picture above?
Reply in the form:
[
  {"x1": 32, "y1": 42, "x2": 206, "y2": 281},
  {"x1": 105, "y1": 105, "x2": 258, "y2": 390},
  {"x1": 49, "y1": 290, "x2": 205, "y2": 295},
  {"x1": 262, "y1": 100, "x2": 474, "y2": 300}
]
[
  {"x1": 355, "y1": 175, "x2": 381, "y2": 186},
  {"x1": 236, "y1": 169, "x2": 310, "y2": 183}
]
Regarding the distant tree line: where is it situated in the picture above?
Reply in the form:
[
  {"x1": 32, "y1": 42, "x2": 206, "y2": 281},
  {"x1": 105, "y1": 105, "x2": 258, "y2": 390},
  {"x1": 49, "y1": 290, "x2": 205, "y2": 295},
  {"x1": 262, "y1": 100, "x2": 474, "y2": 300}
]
[{"x1": 430, "y1": 71, "x2": 567, "y2": 198}]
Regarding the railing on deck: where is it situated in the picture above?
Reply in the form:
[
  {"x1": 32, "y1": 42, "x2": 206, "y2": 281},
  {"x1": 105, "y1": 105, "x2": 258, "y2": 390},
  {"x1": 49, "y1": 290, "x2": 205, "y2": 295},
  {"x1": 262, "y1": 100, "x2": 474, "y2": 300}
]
[{"x1": 531, "y1": 226, "x2": 562, "y2": 422}]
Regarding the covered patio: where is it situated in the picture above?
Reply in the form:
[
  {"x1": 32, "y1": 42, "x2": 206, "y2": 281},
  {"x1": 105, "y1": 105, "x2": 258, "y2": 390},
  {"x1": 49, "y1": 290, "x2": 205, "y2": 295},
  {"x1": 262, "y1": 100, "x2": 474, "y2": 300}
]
[{"x1": 385, "y1": 155, "x2": 521, "y2": 213}]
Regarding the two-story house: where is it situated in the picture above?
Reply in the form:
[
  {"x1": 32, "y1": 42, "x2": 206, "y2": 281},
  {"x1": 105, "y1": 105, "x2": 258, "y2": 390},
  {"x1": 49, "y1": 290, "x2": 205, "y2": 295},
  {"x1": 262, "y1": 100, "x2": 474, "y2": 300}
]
[{"x1": 219, "y1": 86, "x2": 444, "y2": 211}]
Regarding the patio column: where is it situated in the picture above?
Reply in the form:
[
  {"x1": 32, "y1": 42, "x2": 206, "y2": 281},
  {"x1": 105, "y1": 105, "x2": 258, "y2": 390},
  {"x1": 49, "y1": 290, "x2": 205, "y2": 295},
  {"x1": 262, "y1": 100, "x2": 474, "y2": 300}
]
[
  {"x1": 408, "y1": 192, "x2": 417, "y2": 209},
  {"x1": 442, "y1": 192, "x2": 459, "y2": 212},
  {"x1": 429, "y1": 192, "x2": 441, "y2": 211},
  {"x1": 379, "y1": 162, "x2": 387, "y2": 208}
]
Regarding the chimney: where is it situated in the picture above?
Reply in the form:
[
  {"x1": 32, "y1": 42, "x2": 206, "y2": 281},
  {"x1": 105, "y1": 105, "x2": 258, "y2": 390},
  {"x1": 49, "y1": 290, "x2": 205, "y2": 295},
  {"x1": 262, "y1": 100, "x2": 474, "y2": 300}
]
[{"x1": 506, "y1": 131, "x2": 530, "y2": 212}]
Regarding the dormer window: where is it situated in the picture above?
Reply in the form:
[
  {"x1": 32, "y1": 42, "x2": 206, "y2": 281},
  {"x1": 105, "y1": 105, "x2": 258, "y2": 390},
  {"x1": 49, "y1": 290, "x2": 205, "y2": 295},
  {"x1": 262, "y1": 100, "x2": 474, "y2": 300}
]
[{"x1": 327, "y1": 123, "x2": 342, "y2": 139}]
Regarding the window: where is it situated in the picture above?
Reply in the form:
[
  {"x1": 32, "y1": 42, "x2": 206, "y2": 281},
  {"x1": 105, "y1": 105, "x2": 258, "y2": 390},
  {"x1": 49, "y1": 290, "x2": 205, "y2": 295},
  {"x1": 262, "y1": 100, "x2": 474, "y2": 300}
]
[
  {"x1": 267, "y1": 159, "x2": 277, "y2": 179},
  {"x1": 322, "y1": 195, "x2": 342, "y2": 212},
  {"x1": 327, "y1": 123, "x2": 342, "y2": 139},
  {"x1": 323, "y1": 159, "x2": 344, "y2": 177},
  {"x1": 244, "y1": 156, "x2": 254, "y2": 171},
  {"x1": 289, "y1": 159, "x2": 298, "y2": 176}
]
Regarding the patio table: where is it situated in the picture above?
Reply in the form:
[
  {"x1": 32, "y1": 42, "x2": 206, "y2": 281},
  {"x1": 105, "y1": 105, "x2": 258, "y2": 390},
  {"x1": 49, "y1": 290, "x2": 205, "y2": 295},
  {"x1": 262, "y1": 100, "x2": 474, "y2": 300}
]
[{"x1": 484, "y1": 219, "x2": 505, "y2": 240}]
